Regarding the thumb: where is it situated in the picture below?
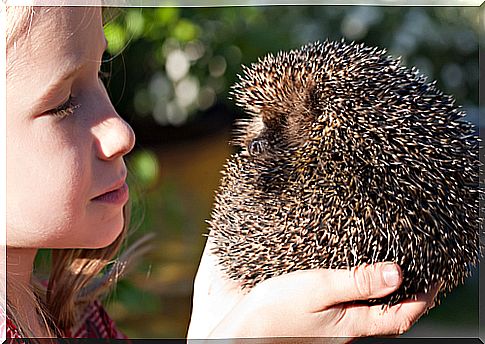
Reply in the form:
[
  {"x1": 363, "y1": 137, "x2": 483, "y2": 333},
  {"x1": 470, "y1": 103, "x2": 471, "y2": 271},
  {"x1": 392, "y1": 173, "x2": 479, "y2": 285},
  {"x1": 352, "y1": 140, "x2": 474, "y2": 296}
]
[
  {"x1": 249, "y1": 262, "x2": 402, "y2": 313},
  {"x1": 325, "y1": 262, "x2": 402, "y2": 305}
]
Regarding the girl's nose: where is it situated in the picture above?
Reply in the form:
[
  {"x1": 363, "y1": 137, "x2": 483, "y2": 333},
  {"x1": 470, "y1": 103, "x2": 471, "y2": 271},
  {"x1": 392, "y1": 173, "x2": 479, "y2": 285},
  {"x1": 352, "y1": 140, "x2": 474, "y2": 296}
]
[{"x1": 93, "y1": 114, "x2": 136, "y2": 161}]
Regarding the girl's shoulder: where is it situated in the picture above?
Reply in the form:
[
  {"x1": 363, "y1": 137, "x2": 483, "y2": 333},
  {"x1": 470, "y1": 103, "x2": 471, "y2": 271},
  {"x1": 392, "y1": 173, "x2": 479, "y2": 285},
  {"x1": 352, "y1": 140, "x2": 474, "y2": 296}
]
[
  {"x1": 6, "y1": 300, "x2": 126, "y2": 339},
  {"x1": 67, "y1": 300, "x2": 127, "y2": 339},
  {"x1": 6, "y1": 317, "x2": 22, "y2": 339}
]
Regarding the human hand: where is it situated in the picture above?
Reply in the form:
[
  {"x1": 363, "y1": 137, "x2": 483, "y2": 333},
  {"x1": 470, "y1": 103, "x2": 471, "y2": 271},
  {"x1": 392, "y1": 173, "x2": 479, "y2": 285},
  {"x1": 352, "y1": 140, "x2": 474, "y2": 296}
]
[{"x1": 187, "y1": 239, "x2": 438, "y2": 342}]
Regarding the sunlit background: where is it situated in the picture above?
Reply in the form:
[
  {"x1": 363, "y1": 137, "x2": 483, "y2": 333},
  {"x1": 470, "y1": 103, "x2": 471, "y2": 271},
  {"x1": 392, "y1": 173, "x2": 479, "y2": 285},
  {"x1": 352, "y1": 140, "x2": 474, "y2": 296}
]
[{"x1": 97, "y1": 6, "x2": 482, "y2": 338}]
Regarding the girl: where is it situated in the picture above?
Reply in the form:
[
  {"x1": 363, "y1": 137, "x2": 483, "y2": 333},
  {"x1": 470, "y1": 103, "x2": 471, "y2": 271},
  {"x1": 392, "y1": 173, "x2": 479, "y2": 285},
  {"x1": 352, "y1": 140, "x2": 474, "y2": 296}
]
[{"x1": 5, "y1": 5, "x2": 437, "y2": 340}]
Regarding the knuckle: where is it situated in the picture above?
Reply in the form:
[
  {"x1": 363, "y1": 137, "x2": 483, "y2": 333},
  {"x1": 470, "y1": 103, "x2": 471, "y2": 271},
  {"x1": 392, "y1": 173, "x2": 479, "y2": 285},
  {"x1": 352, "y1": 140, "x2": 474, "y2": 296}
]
[
  {"x1": 397, "y1": 318, "x2": 414, "y2": 335},
  {"x1": 353, "y1": 265, "x2": 373, "y2": 297},
  {"x1": 333, "y1": 305, "x2": 347, "y2": 327}
]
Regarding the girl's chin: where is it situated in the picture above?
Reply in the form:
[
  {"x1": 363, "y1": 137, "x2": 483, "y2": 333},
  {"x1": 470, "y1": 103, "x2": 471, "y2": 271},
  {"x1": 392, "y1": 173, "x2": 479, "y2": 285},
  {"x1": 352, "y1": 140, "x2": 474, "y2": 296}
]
[
  {"x1": 65, "y1": 223, "x2": 124, "y2": 249},
  {"x1": 82, "y1": 213, "x2": 125, "y2": 248},
  {"x1": 84, "y1": 229, "x2": 124, "y2": 249}
]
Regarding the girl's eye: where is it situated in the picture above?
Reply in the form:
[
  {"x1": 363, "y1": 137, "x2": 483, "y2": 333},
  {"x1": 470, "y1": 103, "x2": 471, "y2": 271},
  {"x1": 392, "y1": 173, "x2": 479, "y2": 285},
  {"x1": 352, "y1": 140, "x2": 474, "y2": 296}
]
[{"x1": 46, "y1": 96, "x2": 79, "y2": 119}]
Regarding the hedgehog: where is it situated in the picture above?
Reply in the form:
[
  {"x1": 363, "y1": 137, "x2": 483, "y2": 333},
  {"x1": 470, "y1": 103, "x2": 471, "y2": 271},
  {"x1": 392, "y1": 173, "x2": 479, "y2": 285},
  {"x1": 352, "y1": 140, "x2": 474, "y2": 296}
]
[{"x1": 208, "y1": 40, "x2": 481, "y2": 305}]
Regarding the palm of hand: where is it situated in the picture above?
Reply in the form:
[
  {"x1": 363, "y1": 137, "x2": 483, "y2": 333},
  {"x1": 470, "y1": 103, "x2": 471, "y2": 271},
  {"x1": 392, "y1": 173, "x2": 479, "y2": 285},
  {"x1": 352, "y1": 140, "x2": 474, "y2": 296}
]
[{"x1": 188, "y1": 239, "x2": 437, "y2": 341}]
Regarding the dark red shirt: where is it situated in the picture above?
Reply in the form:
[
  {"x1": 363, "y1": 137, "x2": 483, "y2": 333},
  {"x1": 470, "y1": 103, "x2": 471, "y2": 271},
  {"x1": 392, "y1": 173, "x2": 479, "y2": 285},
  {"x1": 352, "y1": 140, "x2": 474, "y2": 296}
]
[{"x1": 5, "y1": 300, "x2": 126, "y2": 339}]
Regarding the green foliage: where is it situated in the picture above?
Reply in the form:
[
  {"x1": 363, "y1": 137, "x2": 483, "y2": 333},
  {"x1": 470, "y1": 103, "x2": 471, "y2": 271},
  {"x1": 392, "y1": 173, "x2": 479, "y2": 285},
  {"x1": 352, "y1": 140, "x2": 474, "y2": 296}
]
[
  {"x1": 125, "y1": 10, "x2": 145, "y2": 38},
  {"x1": 172, "y1": 19, "x2": 199, "y2": 42},
  {"x1": 155, "y1": 7, "x2": 179, "y2": 25},
  {"x1": 129, "y1": 150, "x2": 160, "y2": 189},
  {"x1": 103, "y1": 7, "x2": 479, "y2": 130},
  {"x1": 104, "y1": 22, "x2": 127, "y2": 55},
  {"x1": 109, "y1": 279, "x2": 162, "y2": 314}
]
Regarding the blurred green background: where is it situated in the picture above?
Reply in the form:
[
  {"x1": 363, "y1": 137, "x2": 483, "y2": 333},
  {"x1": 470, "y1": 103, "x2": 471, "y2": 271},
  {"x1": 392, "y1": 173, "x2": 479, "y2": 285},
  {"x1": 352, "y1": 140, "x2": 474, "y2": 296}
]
[{"x1": 98, "y1": 6, "x2": 482, "y2": 338}]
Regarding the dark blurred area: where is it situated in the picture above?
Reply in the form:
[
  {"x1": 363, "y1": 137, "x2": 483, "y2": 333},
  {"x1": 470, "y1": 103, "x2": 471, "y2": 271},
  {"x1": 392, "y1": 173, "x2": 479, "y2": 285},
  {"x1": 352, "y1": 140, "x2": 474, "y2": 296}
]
[{"x1": 98, "y1": 6, "x2": 481, "y2": 338}]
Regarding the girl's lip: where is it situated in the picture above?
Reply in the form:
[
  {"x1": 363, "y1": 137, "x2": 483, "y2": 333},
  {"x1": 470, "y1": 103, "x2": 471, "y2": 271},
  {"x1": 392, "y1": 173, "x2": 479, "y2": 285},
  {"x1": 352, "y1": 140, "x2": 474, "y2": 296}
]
[{"x1": 92, "y1": 182, "x2": 129, "y2": 205}]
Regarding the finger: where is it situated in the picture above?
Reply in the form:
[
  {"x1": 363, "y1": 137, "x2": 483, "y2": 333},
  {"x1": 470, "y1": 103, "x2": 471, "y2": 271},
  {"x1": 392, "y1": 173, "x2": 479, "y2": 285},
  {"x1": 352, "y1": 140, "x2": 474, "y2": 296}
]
[
  {"x1": 251, "y1": 262, "x2": 402, "y2": 312},
  {"x1": 345, "y1": 286, "x2": 440, "y2": 337},
  {"x1": 324, "y1": 262, "x2": 402, "y2": 305}
]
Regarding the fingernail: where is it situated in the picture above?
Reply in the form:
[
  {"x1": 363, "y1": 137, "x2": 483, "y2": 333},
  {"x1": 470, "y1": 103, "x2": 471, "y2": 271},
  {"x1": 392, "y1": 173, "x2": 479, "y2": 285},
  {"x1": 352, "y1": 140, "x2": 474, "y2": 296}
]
[{"x1": 383, "y1": 264, "x2": 400, "y2": 287}]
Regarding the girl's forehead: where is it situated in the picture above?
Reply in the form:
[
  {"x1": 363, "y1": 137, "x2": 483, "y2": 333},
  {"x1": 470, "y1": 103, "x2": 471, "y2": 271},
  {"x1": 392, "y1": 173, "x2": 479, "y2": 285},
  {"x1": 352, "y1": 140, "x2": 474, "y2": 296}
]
[
  {"x1": 7, "y1": 6, "x2": 106, "y2": 112},
  {"x1": 9, "y1": 7, "x2": 105, "y2": 74},
  {"x1": 7, "y1": 7, "x2": 102, "y2": 55},
  {"x1": 33, "y1": 7, "x2": 103, "y2": 44}
]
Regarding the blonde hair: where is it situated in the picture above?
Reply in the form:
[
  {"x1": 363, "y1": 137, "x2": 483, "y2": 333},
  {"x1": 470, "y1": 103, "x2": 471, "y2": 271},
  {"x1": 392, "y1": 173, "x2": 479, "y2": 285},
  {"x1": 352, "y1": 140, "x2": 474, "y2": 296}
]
[
  {"x1": 6, "y1": 6, "x2": 34, "y2": 49},
  {"x1": 6, "y1": 6, "x2": 145, "y2": 337}
]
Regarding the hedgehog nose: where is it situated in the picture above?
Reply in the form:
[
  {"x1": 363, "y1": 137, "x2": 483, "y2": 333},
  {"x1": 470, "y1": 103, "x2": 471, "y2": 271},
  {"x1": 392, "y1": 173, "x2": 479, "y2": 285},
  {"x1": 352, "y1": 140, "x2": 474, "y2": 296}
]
[{"x1": 248, "y1": 138, "x2": 269, "y2": 157}]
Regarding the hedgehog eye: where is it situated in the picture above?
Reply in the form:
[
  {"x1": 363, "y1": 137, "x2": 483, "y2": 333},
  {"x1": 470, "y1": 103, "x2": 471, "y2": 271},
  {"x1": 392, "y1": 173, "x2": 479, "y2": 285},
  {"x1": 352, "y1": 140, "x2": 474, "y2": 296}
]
[{"x1": 248, "y1": 138, "x2": 269, "y2": 157}]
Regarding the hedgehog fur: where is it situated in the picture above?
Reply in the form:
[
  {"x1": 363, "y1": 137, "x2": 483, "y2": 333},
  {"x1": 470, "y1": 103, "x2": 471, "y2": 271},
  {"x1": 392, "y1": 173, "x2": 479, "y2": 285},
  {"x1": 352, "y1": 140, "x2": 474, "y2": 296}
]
[{"x1": 208, "y1": 40, "x2": 481, "y2": 305}]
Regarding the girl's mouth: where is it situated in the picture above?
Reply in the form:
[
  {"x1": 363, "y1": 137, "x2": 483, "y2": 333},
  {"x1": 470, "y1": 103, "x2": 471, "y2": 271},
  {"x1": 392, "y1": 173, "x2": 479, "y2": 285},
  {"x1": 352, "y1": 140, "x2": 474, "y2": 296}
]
[{"x1": 92, "y1": 182, "x2": 129, "y2": 205}]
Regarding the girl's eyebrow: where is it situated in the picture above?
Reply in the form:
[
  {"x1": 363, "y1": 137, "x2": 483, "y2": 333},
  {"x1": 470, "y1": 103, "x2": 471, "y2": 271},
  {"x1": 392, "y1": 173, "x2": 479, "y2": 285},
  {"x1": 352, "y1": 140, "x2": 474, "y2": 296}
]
[
  {"x1": 58, "y1": 62, "x2": 84, "y2": 83},
  {"x1": 34, "y1": 36, "x2": 107, "y2": 111},
  {"x1": 35, "y1": 60, "x2": 86, "y2": 111},
  {"x1": 40, "y1": 38, "x2": 107, "y2": 103},
  {"x1": 32, "y1": 72, "x2": 78, "y2": 113}
]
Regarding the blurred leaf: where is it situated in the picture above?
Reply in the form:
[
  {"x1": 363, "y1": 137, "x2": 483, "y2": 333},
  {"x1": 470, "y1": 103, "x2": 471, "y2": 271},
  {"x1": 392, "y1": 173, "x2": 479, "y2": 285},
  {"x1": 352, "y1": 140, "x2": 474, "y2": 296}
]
[
  {"x1": 104, "y1": 22, "x2": 127, "y2": 54},
  {"x1": 156, "y1": 7, "x2": 179, "y2": 26},
  {"x1": 111, "y1": 279, "x2": 161, "y2": 314},
  {"x1": 125, "y1": 10, "x2": 145, "y2": 38},
  {"x1": 129, "y1": 150, "x2": 160, "y2": 189},
  {"x1": 172, "y1": 19, "x2": 199, "y2": 42}
]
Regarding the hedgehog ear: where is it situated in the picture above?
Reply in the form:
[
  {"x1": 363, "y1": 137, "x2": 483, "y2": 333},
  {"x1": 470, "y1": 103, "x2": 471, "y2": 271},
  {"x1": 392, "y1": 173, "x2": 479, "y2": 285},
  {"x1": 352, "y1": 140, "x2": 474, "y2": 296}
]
[
  {"x1": 260, "y1": 108, "x2": 281, "y2": 127},
  {"x1": 284, "y1": 84, "x2": 319, "y2": 142}
]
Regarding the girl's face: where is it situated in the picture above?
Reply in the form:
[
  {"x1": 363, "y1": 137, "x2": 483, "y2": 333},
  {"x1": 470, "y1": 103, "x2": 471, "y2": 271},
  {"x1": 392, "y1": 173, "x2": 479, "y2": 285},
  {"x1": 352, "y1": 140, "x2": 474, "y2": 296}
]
[{"x1": 7, "y1": 7, "x2": 135, "y2": 249}]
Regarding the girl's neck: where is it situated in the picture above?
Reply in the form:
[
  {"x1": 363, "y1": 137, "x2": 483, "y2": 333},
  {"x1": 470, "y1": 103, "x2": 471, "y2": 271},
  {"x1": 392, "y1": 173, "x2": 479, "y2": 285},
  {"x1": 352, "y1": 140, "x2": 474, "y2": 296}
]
[
  {"x1": 6, "y1": 247, "x2": 53, "y2": 337},
  {"x1": 7, "y1": 247, "x2": 37, "y2": 287}
]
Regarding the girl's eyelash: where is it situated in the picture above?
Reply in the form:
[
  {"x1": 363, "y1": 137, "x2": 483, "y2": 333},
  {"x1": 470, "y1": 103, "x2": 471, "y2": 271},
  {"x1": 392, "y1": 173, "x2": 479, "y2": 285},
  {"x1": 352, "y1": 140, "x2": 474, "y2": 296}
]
[
  {"x1": 49, "y1": 96, "x2": 79, "y2": 119},
  {"x1": 47, "y1": 70, "x2": 107, "y2": 119}
]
